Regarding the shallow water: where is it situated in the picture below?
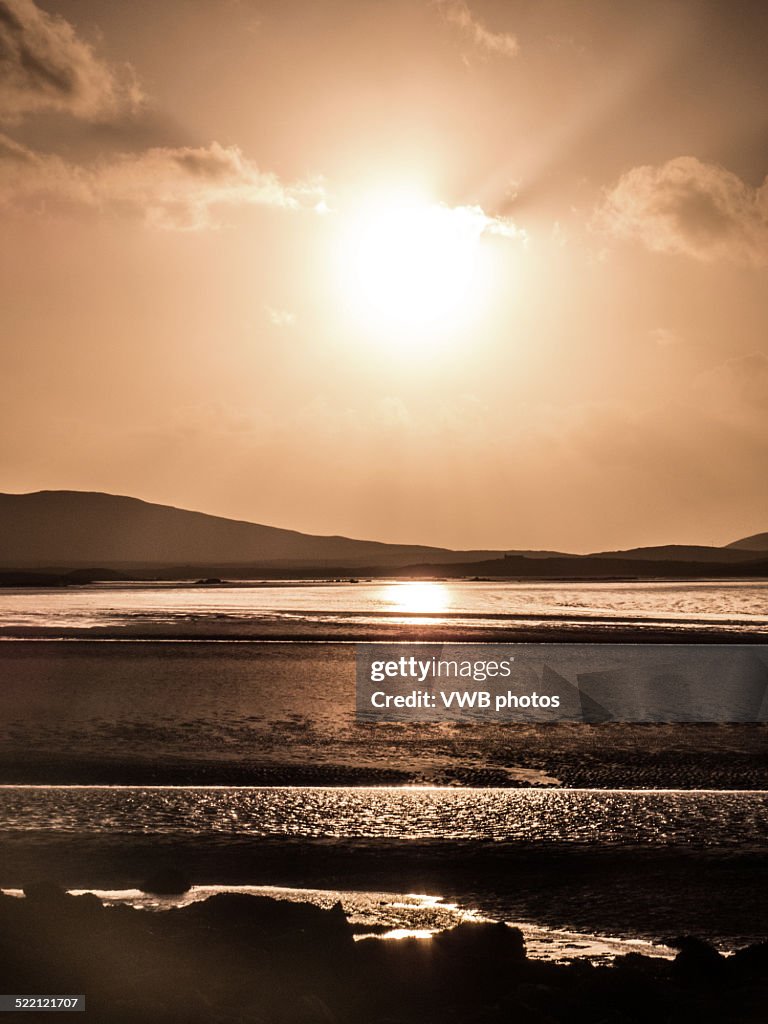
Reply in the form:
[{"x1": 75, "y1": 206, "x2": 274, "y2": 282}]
[
  {"x1": 1, "y1": 579, "x2": 766, "y2": 636},
  {"x1": 0, "y1": 585, "x2": 765, "y2": 954},
  {"x1": 3, "y1": 786, "x2": 765, "y2": 950},
  {"x1": 2, "y1": 786, "x2": 766, "y2": 847}
]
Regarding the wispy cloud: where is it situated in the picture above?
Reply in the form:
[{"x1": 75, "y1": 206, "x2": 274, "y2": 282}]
[
  {"x1": 435, "y1": 1, "x2": 519, "y2": 59},
  {"x1": 0, "y1": 136, "x2": 326, "y2": 228},
  {"x1": 0, "y1": 0, "x2": 141, "y2": 122},
  {"x1": 439, "y1": 202, "x2": 527, "y2": 248},
  {"x1": 598, "y1": 156, "x2": 768, "y2": 265},
  {"x1": 456, "y1": 203, "x2": 525, "y2": 241}
]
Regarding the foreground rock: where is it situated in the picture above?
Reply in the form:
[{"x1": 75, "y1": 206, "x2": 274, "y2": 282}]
[{"x1": 0, "y1": 890, "x2": 766, "y2": 1022}]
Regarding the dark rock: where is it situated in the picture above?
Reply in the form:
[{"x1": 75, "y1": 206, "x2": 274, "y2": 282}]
[
  {"x1": 68, "y1": 891, "x2": 104, "y2": 915},
  {"x1": 435, "y1": 920, "x2": 527, "y2": 963},
  {"x1": 611, "y1": 952, "x2": 667, "y2": 978},
  {"x1": 0, "y1": 893, "x2": 765, "y2": 1023},
  {"x1": 182, "y1": 893, "x2": 353, "y2": 942},
  {"x1": 670, "y1": 936, "x2": 727, "y2": 985},
  {"x1": 729, "y1": 941, "x2": 768, "y2": 982},
  {"x1": 22, "y1": 880, "x2": 68, "y2": 904}
]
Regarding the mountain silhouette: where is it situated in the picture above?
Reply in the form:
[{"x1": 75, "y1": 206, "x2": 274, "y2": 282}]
[
  {"x1": 0, "y1": 490, "x2": 505, "y2": 569},
  {"x1": 726, "y1": 532, "x2": 768, "y2": 551},
  {"x1": 0, "y1": 491, "x2": 765, "y2": 576}
]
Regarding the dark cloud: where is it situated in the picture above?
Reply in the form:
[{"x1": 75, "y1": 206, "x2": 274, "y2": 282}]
[
  {"x1": 0, "y1": 0, "x2": 139, "y2": 121},
  {"x1": 0, "y1": 126, "x2": 32, "y2": 160},
  {"x1": 0, "y1": 137, "x2": 326, "y2": 228}
]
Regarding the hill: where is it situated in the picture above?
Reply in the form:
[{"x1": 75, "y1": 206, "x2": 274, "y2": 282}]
[
  {"x1": 726, "y1": 533, "x2": 768, "y2": 552},
  {"x1": 0, "y1": 490, "x2": 504, "y2": 570},
  {"x1": 395, "y1": 553, "x2": 768, "y2": 580},
  {"x1": 587, "y1": 544, "x2": 763, "y2": 563},
  {"x1": 1, "y1": 491, "x2": 765, "y2": 577}
]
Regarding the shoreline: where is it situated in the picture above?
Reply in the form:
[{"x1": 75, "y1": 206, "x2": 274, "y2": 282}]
[
  {"x1": 2, "y1": 834, "x2": 767, "y2": 948},
  {"x1": 0, "y1": 882, "x2": 680, "y2": 964},
  {"x1": 2, "y1": 621, "x2": 768, "y2": 641},
  {"x1": 0, "y1": 762, "x2": 765, "y2": 789},
  {"x1": 2, "y1": 886, "x2": 767, "y2": 1023}
]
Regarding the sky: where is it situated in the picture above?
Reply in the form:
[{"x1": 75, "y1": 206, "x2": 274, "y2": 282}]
[{"x1": 1, "y1": 0, "x2": 767, "y2": 552}]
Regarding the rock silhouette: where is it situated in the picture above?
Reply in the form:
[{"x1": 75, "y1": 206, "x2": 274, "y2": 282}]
[{"x1": 0, "y1": 889, "x2": 766, "y2": 1022}]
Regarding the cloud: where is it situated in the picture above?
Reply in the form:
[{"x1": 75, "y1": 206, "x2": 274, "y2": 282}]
[
  {"x1": 436, "y1": 1, "x2": 519, "y2": 59},
  {"x1": 0, "y1": 136, "x2": 326, "y2": 228},
  {"x1": 0, "y1": 0, "x2": 140, "y2": 122},
  {"x1": 0, "y1": 125, "x2": 31, "y2": 160},
  {"x1": 447, "y1": 201, "x2": 527, "y2": 242},
  {"x1": 599, "y1": 156, "x2": 768, "y2": 265}
]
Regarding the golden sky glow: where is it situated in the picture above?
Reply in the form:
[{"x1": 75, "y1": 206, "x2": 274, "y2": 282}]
[{"x1": 1, "y1": 1, "x2": 767, "y2": 551}]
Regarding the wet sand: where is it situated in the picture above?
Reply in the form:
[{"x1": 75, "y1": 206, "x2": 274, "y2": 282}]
[
  {"x1": 0, "y1": 641, "x2": 766, "y2": 788},
  {"x1": 2, "y1": 632, "x2": 766, "y2": 1020},
  {"x1": 4, "y1": 618, "x2": 768, "y2": 641}
]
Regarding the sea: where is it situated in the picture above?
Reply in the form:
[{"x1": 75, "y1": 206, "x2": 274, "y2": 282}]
[
  {"x1": 0, "y1": 579, "x2": 766, "y2": 637},
  {"x1": 0, "y1": 579, "x2": 766, "y2": 958}
]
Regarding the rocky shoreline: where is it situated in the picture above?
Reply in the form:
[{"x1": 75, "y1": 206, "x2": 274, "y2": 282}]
[
  {"x1": 1, "y1": 886, "x2": 766, "y2": 1023},
  {"x1": 2, "y1": 836, "x2": 767, "y2": 949}
]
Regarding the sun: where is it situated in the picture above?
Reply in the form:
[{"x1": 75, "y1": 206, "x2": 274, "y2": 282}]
[{"x1": 336, "y1": 189, "x2": 490, "y2": 345}]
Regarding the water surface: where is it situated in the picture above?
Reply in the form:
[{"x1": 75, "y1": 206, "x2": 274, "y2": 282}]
[
  {"x1": 1, "y1": 579, "x2": 766, "y2": 638},
  {"x1": 2, "y1": 785, "x2": 765, "y2": 847}
]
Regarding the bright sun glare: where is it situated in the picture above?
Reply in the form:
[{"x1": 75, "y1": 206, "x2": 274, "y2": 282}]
[
  {"x1": 383, "y1": 581, "x2": 451, "y2": 614},
  {"x1": 337, "y1": 190, "x2": 491, "y2": 345}
]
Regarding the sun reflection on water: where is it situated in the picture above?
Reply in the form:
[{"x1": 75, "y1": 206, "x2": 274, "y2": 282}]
[{"x1": 379, "y1": 581, "x2": 451, "y2": 614}]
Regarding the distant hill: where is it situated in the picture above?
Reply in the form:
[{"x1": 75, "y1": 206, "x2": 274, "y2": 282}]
[
  {"x1": 0, "y1": 491, "x2": 765, "y2": 578},
  {"x1": 726, "y1": 533, "x2": 768, "y2": 552},
  {"x1": 587, "y1": 544, "x2": 763, "y2": 564},
  {"x1": 395, "y1": 553, "x2": 768, "y2": 580},
  {"x1": 0, "y1": 491, "x2": 505, "y2": 570}
]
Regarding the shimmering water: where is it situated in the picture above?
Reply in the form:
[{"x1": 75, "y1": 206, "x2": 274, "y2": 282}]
[
  {"x1": 1, "y1": 786, "x2": 766, "y2": 847},
  {"x1": 0, "y1": 579, "x2": 766, "y2": 637},
  {"x1": 0, "y1": 584, "x2": 765, "y2": 952}
]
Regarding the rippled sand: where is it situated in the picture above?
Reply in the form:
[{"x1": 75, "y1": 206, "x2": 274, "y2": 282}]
[{"x1": 0, "y1": 641, "x2": 766, "y2": 788}]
